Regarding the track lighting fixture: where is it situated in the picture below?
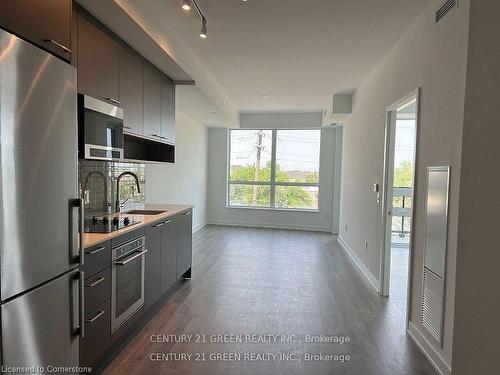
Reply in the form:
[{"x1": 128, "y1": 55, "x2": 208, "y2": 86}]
[
  {"x1": 180, "y1": 0, "x2": 208, "y2": 39},
  {"x1": 200, "y1": 18, "x2": 207, "y2": 39},
  {"x1": 181, "y1": 0, "x2": 191, "y2": 11}
]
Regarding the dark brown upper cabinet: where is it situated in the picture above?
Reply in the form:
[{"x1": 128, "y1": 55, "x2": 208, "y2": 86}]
[
  {"x1": 77, "y1": 12, "x2": 119, "y2": 105},
  {"x1": 74, "y1": 5, "x2": 176, "y2": 161},
  {"x1": 0, "y1": 0, "x2": 71, "y2": 61},
  {"x1": 161, "y1": 77, "x2": 176, "y2": 144},
  {"x1": 143, "y1": 61, "x2": 163, "y2": 140},
  {"x1": 70, "y1": 3, "x2": 78, "y2": 67},
  {"x1": 120, "y1": 46, "x2": 144, "y2": 135}
]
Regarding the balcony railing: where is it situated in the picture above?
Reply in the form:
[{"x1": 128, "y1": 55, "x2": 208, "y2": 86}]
[{"x1": 392, "y1": 187, "x2": 412, "y2": 237}]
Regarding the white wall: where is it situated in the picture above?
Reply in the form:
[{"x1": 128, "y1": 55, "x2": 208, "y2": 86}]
[
  {"x1": 240, "y1": 112, "x2": 323, "y2": 129},
  {"x1": 453, "y1": 1, "x2": 500, "y2": 373},
  {"x1": 207, "y1": 126, "x2": 337, "y2": 232},
  {"x1": 338, "y1": 0, "x2": 470, "y2": 371},
  {"x1": 146, "y1": 111, "x2": 208, "y2": 232}
]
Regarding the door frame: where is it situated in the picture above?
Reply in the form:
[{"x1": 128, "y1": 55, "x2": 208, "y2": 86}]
[{"x1": 379, "y1": 88, "x2": 420, "y2": 327}]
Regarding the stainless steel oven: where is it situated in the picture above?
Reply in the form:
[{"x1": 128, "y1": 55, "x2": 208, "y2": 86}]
[
  {"x1": 78, "y1": 94, "x2": 124, "y2": 161},
  {"x1": 111, "y1": 236, "x2": 147, "y2": 332}
]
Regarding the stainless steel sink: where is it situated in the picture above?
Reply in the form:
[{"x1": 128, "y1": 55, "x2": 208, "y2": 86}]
[{"x1": 124, "y1": 209, "x2": 167, "y2": 215}]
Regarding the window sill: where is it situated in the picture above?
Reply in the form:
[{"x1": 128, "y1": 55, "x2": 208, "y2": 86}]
[{"x1": 226, "y1": 205, "x2": 320, "y2": 213}]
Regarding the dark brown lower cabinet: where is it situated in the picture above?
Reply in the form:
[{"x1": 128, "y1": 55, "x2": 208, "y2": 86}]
[
  {"x1": 161, "y1": 217, "x2": 178, "y2": 293},
  {"x1": 145, "y1": 222, "x2": 162, "y2": 311},
  {"x1": 84, "y1": 268, "x2": 111, "y2": 313},
  {"x1": 80, "y1": 300, "x2": 111, "y2": 368},
  {"x1": 145, "y1": 216, "x2": 178, "y2": 310},
  {"x1": 177, "y1": 210, "x2": 193, "y2": 278},
  {"x1": 80, "y1": 211, "x2": 192, "y2": 369}
]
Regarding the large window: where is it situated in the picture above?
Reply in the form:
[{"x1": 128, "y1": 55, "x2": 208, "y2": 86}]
[{"x1": 228, "y1": 129, "x2": 321, "y2": 210}]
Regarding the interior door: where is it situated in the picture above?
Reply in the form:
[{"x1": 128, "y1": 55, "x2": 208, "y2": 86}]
[
  {"x1": 380, "y1": 110, "x2": 397, "y2": 296},
  {"x1": 1, "y1": 270, "x2": 80, "y2": 368}
]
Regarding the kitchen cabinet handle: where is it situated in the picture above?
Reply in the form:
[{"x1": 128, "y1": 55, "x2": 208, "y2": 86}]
[
  {"x1": 153, "y1": 222, "x2": 165, "y2": 228},
  {"x1": 151, "y1": 134, "x2": 169, "y2": 140},
  {"x1": 163, "y1": 219, "x2": 172, "y2": 224},
  {"x1": 183, "y1": 211, "x2": 191, "y2": 216},
  {"x1": 79, "y1": 271, "x2": 85, "y2": 338},
  {"x1": 44, "y1": 39, "x2": 71, "y2": 53},
  {"x1": 85, "y1": 310, "x2": 106, "y2": 323},
  {"x1": 85, "y1": 246, "x2": 105, "y2": 255},
  {"x1": 105, "y1": 97, "x2": 120, "y2": 105},
  {"x1": 115, "y1": 249, "x2": 148, "y2": 265},
  {"x1": 85, "y1": 277, "x2": 105, "y2": 288},
  {"x1": 124, "y1": 126, "x2": 132, "y2": 129}
]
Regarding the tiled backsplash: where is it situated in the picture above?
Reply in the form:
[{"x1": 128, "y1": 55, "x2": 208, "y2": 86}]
[{"x1": 79, "y1": 160, "x2": 146, "y2": 217}]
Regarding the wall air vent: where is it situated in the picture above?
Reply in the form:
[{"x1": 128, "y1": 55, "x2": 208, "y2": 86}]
[
  {"x1": 421, "y1": 267, "x2": 445, "y2": 344},
  {"x1": 436, "y1": 0, "x2": 458, "y2": 23}
]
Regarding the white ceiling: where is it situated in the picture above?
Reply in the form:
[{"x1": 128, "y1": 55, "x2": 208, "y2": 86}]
[
  {"x1": 176, "y1": 86, "x2": 233, "y2": 127},
  {"x1": 150, "y1": 0, "x2": 431, "y2": 112}
]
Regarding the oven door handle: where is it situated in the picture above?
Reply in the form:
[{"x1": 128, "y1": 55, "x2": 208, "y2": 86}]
[{"x1": 114, "y1": 249, "x2": 148, "y2": 265}]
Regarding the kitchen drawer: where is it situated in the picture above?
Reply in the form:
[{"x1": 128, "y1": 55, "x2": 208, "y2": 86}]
[
  {"x1": 80, "y1": 300, "x2": 111, "y2": 367},
  {"x1": 111, "y1": 306, "x2": 143, "y2": 344},
  {"x1": 111, "y1": 228, "x2": 145, "y2": 248},
  {"x1": 82, "y1": 240, "x2": 111, "y2": 277},
  {"x1": 84, "y1": 268, "x2": 111, "y2": 314}
]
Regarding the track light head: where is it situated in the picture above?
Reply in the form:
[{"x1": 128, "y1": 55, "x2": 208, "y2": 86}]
[
  {"x1": 182, "y1": 0, "x2": 191, "y2": 11},
  {"x1": 200, "y1": 18, "x2": 208, "y2": 39}
]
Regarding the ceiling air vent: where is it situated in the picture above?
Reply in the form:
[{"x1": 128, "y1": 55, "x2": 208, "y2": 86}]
[{"x1": 436, "y1": 0, "x2": 458, "y2": 23}]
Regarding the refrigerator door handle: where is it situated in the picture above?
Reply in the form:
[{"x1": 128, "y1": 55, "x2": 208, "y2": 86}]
[
  {"x1": 79, "y1": 198, "x2": 85, "y2": 266},
  {"x1": 79, "y1": 270, "x2": 85, "y2": 338},
  {"x1": 70, "y1": 198, "x2": 85, "y2": 265},
  {"x1": 70, "y1": 270, "x2": 85, "y2": 338}
]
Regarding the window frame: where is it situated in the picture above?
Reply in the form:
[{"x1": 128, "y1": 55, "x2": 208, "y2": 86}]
[{"x1": 227, "y1": 128, "x2": 321, "y2": 212}]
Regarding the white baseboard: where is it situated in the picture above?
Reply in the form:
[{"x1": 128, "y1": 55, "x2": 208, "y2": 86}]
[
  {"x1": 407, "y1": 322, "x2": 451, "y2": 375},
  {"x1": 193, "y1": 221, "x2": 207, "y2": 233},
  {"x1": 207, "y1": 220, "x2": 331, "y2": 232},
  {"x1": 337, "y1": 235, "x2": 380, "y2": 293}
]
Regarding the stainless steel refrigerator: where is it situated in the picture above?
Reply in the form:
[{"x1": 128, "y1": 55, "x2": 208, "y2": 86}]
[{"x1": 0, "y1": 29, "x2": 83, "y2": 369}]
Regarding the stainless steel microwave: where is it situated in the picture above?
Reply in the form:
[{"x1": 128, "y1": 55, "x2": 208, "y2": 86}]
[{"x1": 78, "y1": 94, "x2": 124, "y2": 161}]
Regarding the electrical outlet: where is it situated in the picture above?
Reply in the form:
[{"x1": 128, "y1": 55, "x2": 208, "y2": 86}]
[
  {"x1": 84, "y1": 190, "x2": 90, "y2": 204},
  {"x1": 365, "y1": 241, "x2": 369, "y2": 252},
  {"x1": 345, "y1": 224, "x2": 349, "y2": 232}
]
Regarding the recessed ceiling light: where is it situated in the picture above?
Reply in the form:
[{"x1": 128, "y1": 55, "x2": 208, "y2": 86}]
[{"x1": 181, "y1": 0, "x2": 191, "y2": 11}]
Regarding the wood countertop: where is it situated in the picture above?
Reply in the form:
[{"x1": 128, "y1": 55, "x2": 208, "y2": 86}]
[{"x1": 83, "y1": 204, "x2": 194, "y2": 248}]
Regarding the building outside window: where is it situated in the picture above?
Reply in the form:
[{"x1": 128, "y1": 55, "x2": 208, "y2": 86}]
[{"x1": 228, "y1": 129, "x2": 321, "y2": 210}]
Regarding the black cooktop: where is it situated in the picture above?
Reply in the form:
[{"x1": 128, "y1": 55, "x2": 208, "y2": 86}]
[{"x1": 84, "y1": 216, "x2": 141, "y2": 233}]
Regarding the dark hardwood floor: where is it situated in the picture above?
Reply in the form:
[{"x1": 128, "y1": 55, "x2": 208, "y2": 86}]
[{"x1": 103, "y1": 225, "x2": 436, "y2": 375}]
